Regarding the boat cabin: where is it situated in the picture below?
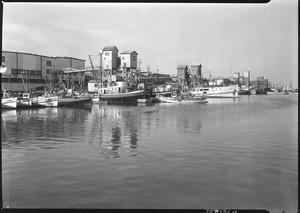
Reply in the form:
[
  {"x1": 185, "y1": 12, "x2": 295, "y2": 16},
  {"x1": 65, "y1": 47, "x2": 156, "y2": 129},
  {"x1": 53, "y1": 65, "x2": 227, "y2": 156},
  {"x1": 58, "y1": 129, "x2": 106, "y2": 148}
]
[
  {"x1": 18, "y1": 93, "x2": 30, "y2": 99},
  {"x1": 98, "y1": 81, "x2": 128, "y2": 95}
]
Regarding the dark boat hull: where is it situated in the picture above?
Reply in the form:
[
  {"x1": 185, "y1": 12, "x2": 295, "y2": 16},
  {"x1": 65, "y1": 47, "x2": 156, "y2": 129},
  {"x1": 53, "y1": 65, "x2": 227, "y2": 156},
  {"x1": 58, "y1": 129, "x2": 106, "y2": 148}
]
[
  {"x1": 58, "y1": 97, "x2": 92, "y2": 107},
  {"x1": 99, "y1": 91, "x2": 145, "y2": 104},
  {"x1": 238, "y1": 90, "x2": 251, "y2": 95}
]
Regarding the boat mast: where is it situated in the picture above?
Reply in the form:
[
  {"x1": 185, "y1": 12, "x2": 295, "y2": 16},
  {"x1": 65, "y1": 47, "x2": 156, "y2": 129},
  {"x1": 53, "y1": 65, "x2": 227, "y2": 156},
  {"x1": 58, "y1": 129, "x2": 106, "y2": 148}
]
[
  {"x1": 21, "y1": 71, "x2": 27, "y2": 93},
  {"x1": 138, "y1": 60, "x2": 142, "y2": 84},
  {"x1": 99, "y1": 50, "x2": 102, "y2": 89},
  {"x1": 89, "y1": 54, "x2": 99, "y2": 92}
]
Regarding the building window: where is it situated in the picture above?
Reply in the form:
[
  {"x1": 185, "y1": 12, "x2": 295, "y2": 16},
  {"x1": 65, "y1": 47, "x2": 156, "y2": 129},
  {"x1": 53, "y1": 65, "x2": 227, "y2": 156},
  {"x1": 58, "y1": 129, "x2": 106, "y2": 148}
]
[
  {"x1": 36, "y1": 71, "x2": 42, "y2": 76},
  {"x1": 105, "y1": 52, "x2": 109, "y2": 56},
  {"x1": 46, "y1": 61, "x2": 51, "y2": 66},
  {"x1": 30, "y1": 70, "x2": 35, "y2": 76},
  {"x1": 46, "y1": 69, "x2": 51, "y2": 74},
  {"x1": 12, "y1": 69, "x2": 18, "y2": 75},
  {"x1": 2, "y1": 56, "x2": 5, "y2": 63},
  {"x1": 133, "y1": 56, "x2": 136, "y2": 60},
  {"x1": 73, "y1": 73, "x2": 77, "y2": 76},
  {"x1": 122, "y1": 57, "x2": 125, "y2": 60}
]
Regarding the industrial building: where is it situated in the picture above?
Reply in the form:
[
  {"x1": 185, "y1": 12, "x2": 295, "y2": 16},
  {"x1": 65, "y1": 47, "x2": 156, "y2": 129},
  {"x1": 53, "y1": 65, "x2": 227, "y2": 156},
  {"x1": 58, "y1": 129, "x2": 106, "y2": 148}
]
[
  {"x1": 177, "y1": 65, "x2": 189, "y2": 85},
  {"x1": 120, "y1": 51, "x2": 138, "y2": 70},
  {"x1": 102, "y1": 46, "x2": 119, "y2": 71},
  {"x1": 1, "y1": 51, "x2": 85, "y2": 92},
  {"x1": 176, "y1": 64, "x2": 203, "y2": 88}
]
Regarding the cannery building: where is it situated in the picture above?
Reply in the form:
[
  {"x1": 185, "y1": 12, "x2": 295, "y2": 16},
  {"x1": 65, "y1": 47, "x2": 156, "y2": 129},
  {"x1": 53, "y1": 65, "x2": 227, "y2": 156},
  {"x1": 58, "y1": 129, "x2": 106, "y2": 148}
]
[
  {"x1": 102, "y1": 46, "x2": 119, "y2": 71},
  {"x1": 120, "y1": 51, "x2": 138, "y2": 70},
  {"x1": 1, "y1": 51, "x2": 85, "y2": 92},
  {"x1": 177, "y1": 65, "x2": 189, "y2": 84}
]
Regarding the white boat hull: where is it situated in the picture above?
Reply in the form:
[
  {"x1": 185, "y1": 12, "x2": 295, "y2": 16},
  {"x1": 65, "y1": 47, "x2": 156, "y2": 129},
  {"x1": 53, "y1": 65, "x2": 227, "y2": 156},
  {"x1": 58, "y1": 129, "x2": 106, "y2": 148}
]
[
  {"x1": 159, "y1": 96, "x2": 207, "y2": 104},
  {"x1": 32, "y1": 96, "x2": 58, "y2": 107},
  {"x1": 190, "y1": 85, "x2": 239, "y2": 98},
  {"x1": 2, "y1": 97, "x2": 18, "y2": 109},
  {"x1": 92, "y1": 97, "x2": 99, "y2": 102},
  {"x1": 17, "y1": 99, "x2": 32, "y2": 107}
]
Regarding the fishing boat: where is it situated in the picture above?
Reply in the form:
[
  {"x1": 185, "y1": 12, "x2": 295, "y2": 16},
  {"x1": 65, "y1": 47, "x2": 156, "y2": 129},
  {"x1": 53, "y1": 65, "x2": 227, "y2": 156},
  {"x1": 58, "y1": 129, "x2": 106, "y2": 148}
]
[
  {"x1": 266, "y1": 88, "x2": 278, "y2": 95},
  {"x1": 283, "y1": 90, "x2": 290, "y2": 95},
  {"x1": 32, "y1": 92, "x2": 58, "y2": 107},
  {"x1": 190, "y1": 85, "x2": 239, "y2": 98},
  {"x1": 159, "y1": 96, "x2": 207, "y2": 104},
  {"x1": 238, "y1": 89, "x2": 251, "y2": 95},
  {"x1": 250, "y1": 89, "x2": 256, "y2": 95},
  {"x1": 16, "y1": 71, "x2": 33, "y2": 108},
  {"x1": 58, "y1": 96, "x2": 92, "y2": 107},
  {"x1": 158, "y1": 92, "x2": 207, "y2": 104},
  {"x1": 17, "y1": 93, "x2": 32, "y2": 108},
  {"x1": 2, "y1": 95, "x2": 18, "y2": 109},
  {"x1": 98, "y1": 81, "x2": 153, "y2": 104},
  {"x1": 256, "y1": 88, "x2": 267, "y2": 95},
  {"x1": 1, "y1": 67, "x2": 18, "y2": 109},
  {"x1": 91, "y1": 94, "x2": 100, "y2": 103}
]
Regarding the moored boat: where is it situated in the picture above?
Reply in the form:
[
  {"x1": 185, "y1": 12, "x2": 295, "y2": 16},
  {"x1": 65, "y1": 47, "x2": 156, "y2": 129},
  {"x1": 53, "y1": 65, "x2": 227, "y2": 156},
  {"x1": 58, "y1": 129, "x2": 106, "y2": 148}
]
[
  {"x1": 158, "y1": 92, "x2": 207, "y2": 104},
  {"x1": 98, "y1": 81, "x2": 153, "y2": 104},
  {"x1": 17, "y1": 93, "x2": 32, "y2": 108},
  {"x1": 58, "y1": 96, "x2": 92, "y2": 107},
  {"x1": 2, "y1": 96, "x2": 18, "y2": 109},
  {"x1": 238, "y1": 90, "x2": 251, "y2": 95},
  {"x1": 190, "y1": 85, "x2": 239, "y2": 98},
  {"x1": 159, "y1": 96, "x2": 207, "y2": 104},
  {"x1": 91, "y1": 94, "x2": 100, "y2": 103},
  {"x1": 1, "y1": 68, "x2": 18, "y2": 109},
  {"x1": 32, "y1": 92, "x2": 58, "y2": 107}
]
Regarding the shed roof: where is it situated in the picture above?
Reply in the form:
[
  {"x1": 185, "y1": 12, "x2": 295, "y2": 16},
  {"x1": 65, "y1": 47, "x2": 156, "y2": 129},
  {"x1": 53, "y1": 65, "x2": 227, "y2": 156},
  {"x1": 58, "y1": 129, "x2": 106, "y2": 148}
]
[
  {"x1": 121, "y1": 51, "x2": 138, "y2": 55},
  {"x1": 102, "y1": 46, "x2": 119, "y2": 51}
]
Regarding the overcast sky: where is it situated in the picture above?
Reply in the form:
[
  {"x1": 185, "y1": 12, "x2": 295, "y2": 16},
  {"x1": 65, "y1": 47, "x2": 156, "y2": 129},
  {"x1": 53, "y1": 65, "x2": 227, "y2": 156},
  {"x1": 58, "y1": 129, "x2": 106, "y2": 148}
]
[{"x1": 2, "y1": 1, "x2": 298, "y2": 87}]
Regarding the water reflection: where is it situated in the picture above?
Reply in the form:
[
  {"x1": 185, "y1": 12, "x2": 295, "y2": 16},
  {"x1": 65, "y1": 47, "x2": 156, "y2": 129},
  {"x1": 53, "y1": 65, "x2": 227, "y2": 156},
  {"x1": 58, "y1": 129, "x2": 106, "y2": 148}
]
[
  {"x1": 1, "y1": 107, "x2": 91, "y2": 151},
  {"x1": 207, "y1": 97, "x2": 239, "y2": 105},
  {"x1": 2, "y1": 109, "x2": 17, "y2": 123},
  {"x1": 87, "y1": 105, "x2": 140, "y2": 158}
]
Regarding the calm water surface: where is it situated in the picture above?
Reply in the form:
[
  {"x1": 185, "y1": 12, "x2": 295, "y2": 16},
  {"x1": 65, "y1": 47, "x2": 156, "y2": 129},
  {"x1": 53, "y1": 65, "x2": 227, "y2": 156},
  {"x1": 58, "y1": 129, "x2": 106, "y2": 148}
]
[{"x1": 2, "y1": 94, "x2": 298, "y2": 212}]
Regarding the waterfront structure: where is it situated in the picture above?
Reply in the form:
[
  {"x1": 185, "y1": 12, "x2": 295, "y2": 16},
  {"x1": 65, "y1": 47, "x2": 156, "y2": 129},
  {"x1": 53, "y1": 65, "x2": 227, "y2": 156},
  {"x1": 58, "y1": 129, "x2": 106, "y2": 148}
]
[
  {"x1": 244, "y1": 71, "x2": 250, "y2": 86},
  {"x1": 120, "y1": 51, "x2": 138, "y2": 70},
  {"x1": 257, "y1": 76, "x2": 264, "y2": 82},
  {"x1": 141, "y1": 72, "x2": 171, "y2": 86},
  {"x1": 190, "y1": 64, "x2": 202, "y2": 87},
  {"x1": 102, "y1": 46, "x2": 119, "y2": 71},
  {"x1": 190, "y1": 65, "x2": 202, "y2": 76},
  {"x1": 101, "y1": 46, "x2": 119, "y2": 85},
  {"x1": 177, "y1": 65, "x2": 189, "y2": 89},
  {"x1": 1, "y1": 51, "x2": 85, "y2": 92}
]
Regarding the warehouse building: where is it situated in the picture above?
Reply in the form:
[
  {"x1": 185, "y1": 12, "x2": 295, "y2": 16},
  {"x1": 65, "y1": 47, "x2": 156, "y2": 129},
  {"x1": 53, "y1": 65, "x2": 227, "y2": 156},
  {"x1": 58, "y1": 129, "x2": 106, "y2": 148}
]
[{"x1": 1, "y1": 51, "x2": 85, "y2": 92}]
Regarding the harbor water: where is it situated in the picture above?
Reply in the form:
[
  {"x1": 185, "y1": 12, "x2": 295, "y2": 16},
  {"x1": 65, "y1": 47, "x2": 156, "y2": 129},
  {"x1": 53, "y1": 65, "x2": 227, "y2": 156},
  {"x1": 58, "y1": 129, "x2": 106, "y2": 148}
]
[{"x1": 1, "y1": 94, "x2": 298, "y2": 212}]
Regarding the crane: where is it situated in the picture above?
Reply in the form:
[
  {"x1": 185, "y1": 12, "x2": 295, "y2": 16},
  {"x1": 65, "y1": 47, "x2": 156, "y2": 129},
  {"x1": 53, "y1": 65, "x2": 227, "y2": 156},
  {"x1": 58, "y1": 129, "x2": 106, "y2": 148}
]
[{"x1": 88, "y1": 55, "x2": 97, "y2": 79}]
